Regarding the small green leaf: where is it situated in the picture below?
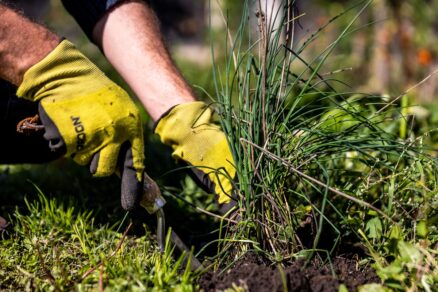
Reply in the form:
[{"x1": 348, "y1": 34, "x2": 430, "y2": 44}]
[
  {"x1": 397, "y1": 241, "x2": 422, "y2": 265},
  {"x1": 416, "y1": 220, "x2": 428, "y2": 238},
  {"x1": 358, "y1": 283, "x2": 391, "y2": 292},
  {"x1": 388, "y1": 224, "x2": 402, "y2": 240},
  {"x1": 367, "y1": 210, "x2": 378, "y2": 216},
  {"x1": 376, "y1": 259, "x2": 405, "y2": 282},
  {"x1": 338, "y1": 283, "x2": 348, "y2": 292},
  {"x1": 366, "y1": 217, "x2": 383, "y2": 239}
]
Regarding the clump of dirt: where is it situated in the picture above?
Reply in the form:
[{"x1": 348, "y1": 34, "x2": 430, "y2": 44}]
[
  {"x1": 198, "y1": 253, "x2": 380, "y2": 291},
  {"x1": 0, "y1": 215, "x2": 8, "y2": 231}
]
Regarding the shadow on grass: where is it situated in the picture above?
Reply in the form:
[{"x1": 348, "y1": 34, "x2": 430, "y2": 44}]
[{"x1": 0, "y1": 139, "x2": 222, "y2": 259}]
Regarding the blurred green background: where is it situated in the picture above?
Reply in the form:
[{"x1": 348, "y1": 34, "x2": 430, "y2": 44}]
[{"x1": 22, "y1": 0, "x2": 438, "y2": 116}]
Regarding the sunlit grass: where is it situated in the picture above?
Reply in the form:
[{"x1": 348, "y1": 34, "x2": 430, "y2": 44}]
[{"x1": 0, "y1": 192, "x2": 197, "y2": 291}]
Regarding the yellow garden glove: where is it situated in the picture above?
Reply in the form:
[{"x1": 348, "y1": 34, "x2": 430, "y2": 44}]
[
  {"x1": 16, "y1": 40, "x2": 145, "y2": 210},
  {"x1": 155, "y1": 102, "x2": 236, "y2": 204}
]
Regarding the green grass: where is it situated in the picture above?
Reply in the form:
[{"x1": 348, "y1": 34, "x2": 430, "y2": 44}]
[{"x1": 0, "y1": 192, "x2": 197, "y2": 291}]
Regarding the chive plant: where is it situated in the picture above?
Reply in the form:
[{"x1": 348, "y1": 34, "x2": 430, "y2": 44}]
[{"x1": 210, "y1": 2, "x2": 438, "y2": 282}]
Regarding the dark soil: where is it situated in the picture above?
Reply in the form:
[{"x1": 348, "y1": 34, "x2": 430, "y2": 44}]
[{"x1": 198, "y1": 253, "x2": 380, "y2": 291}]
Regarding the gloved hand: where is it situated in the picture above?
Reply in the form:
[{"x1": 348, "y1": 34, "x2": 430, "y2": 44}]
[
  {"x1": 154, "y1": 102, "x2": 236, "y2": 204},
  {"x1": 16, "y1": 40, "x2": 145, "y2": 210}
]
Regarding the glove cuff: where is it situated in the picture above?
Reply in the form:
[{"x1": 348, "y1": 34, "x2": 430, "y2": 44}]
[
  {"x1": 152, "y1": 104, "x2": 178, "y2": 133},
  {"x1": 16, "y1": 39, "x2": 106, "y2": 101},
  {"x1": 154, "y1": 101, "x2": 214, "y2": 147}
]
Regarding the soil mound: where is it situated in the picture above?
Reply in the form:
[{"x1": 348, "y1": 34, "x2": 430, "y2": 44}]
[{"x1": 199, "y1": 254, "x2": 380, "y2": 291}]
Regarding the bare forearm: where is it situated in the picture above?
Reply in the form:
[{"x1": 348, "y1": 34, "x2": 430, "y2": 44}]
[
  {"x1": 0, "y1": 4, "x2": 60, "y2": 85},
  {"x1": 92, "y1": 0, "x2": 196, "y2": 121}
]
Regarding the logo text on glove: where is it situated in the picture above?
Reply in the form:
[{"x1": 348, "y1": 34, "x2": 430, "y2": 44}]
[{"x1": 71, "y1": 116, "x2": 86, "y2": 151}]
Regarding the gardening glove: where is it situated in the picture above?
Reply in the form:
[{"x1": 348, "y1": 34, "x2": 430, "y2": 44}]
[
  {"x1": 16, "y1": 40, "x2": 145, "y2": 211},
  {"x1": 154, "y1": 101, "x2": 235, "y2": 204}
]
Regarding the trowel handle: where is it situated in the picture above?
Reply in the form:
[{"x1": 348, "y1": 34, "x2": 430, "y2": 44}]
[{"x1": 140, "y1": 172, "x2": 166, "y2": 214}]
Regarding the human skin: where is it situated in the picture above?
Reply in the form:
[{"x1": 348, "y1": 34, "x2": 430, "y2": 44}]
[
  {"x1": 1, "y1": 1, "x2": 195, "y2": 122},
  {"x1": 92, "y1": 0, "x2": 196, "y2": 121},
  {"x1": 0, "y1": 4, "x2": 60, "y2": 85}
]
